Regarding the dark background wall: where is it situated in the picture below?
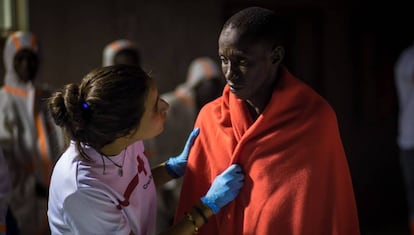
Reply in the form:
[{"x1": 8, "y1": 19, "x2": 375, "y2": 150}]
[
  {"x1": 29, "y1": 0, "x2": 223, "y2": 93},
  {"x1": 2, "y1": 0, "x2": 414, "y2": 233}
]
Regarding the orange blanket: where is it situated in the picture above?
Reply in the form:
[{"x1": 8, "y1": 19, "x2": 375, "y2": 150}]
[{"x1": 175, "y1": 67, "x2": 360, "y2": 234}]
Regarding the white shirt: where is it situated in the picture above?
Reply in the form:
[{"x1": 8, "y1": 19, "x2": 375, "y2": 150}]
[{"x1": 48, "y1": 140, "x2": 156, "y2": 235}]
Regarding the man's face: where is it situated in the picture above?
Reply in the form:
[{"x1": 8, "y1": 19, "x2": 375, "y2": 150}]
[
  {"x1": 218, "y1": 27, "x2": 275, "y2": 101},
  {"x1": 13, "y1": 49, "x2": 39, "y2": 83}
]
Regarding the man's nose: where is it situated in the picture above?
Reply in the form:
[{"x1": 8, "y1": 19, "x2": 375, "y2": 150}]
[{"x1": 224, "y1": 64, "x2": 238, "y2": 81}]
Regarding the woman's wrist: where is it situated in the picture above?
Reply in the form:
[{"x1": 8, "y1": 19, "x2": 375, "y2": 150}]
[
  {"x1": 195, "y1": 202, "x2": 213, "y2": 220},
  {"x1": 164, "y1": 161, "x2": 180, "y2": 178},
  {"x1": 183, "y1": 202, "x2": 214, "y2": 234},
  {"x1": 193, "y1": 205, "x2": 208, "y2": 223}
]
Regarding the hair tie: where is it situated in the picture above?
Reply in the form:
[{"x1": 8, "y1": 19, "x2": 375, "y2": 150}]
[{"x1": 82, "y1": 102, "x2": 89, "y2": 110}]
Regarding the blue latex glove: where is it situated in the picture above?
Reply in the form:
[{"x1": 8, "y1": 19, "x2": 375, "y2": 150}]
[
  {"x1": 201, "y1": 164, "x2": 244, "y2": 214},
  {"x1": 165, "y1": 128, "x2": 200, "y2": 178}
]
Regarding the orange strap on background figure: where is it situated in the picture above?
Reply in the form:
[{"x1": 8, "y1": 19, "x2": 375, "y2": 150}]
[
  {"x1": 4, "y1": 84, "x2": 52, "y2": 185},
  {"x1": 33, "y1": 96, "x2": 52, "y2": 186},
  {"x1": 3, "y1": 85, "x2": 28, "y2": 97}
]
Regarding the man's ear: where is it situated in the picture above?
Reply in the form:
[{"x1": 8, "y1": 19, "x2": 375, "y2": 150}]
[{"x1": 271, "y1": 45, "x2": 285, "y2": 64}]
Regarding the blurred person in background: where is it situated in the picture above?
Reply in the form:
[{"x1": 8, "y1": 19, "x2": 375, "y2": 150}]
[
  {"x1": 394, "y1": 41, "x2": 414, "y2": 235},
  {"x1": 0, "y1": 31, "x2": 65, "y2": 235},
  {"x1": 103, "y1": 39, "x2": 141, "y2": 67}
]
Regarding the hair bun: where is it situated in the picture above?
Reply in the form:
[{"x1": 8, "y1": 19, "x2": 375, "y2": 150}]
[{"x1": 48, "y1": 83, "x2": 85, "y2": 132}]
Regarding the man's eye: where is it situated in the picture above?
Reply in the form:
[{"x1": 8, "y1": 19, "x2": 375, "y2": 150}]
[
  {"x1": 239, "y1": 59, "x2": 247, "y2": 66},
  {"x1": 220, "y1": 57, "x2": 229, "y2": 65}
]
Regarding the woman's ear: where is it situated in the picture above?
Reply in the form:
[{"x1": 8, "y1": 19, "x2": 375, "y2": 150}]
[{"x1": 271, "y1": 45, "x2": 285, "y2": 64}]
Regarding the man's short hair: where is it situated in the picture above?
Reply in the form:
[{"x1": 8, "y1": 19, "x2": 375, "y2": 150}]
[{"x1": 222, "y1": 7, "x2": 287, "y2": 46}]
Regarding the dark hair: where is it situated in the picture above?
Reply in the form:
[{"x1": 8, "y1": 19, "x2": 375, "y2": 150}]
[
  {"x1": 48, "y1": 64, "x2": 151, "y2": 161},
  {"x1": 222, "y1": 7, "x2": 287, "y2": 47}
]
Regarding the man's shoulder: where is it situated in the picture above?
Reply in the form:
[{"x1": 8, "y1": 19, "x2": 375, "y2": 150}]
[
  {"x1": 280, "y1": 72, "x2": 335, "y2": 118},
  {"x1": 198, "y1": 96, "x2": 222, "y2": 112}
]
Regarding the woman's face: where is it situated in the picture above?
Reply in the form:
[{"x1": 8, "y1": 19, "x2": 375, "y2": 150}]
[{"x1": 130, "y1": 83, "x2": 169, "y2": 140}]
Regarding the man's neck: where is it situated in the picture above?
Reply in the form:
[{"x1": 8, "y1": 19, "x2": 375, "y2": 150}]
[
  {"x1": 245, "y1": 80, "x2": 278, "y2": 120},
  {"x1": 245, "y1": 100, "x2": 260, "y2": 120}
]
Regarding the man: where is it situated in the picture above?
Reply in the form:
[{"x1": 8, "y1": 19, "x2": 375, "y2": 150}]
[
  {"x1": 175, "y1": 7, "x2": 360, "y2": 234},
  {"x1": 0, "y1": 31, "x2": 64, "y2": 235},
  {"x1": 394, "y1": 42, "x2": 414, "y2": 235}
]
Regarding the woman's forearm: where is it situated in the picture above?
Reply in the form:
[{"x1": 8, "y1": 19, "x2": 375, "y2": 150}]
[
  {"x1": 158, "y1": 202, "x2": 213, "y2": 235},
  {"x1": 151, "y1": 162, "x2": 174, "y2": 187}
]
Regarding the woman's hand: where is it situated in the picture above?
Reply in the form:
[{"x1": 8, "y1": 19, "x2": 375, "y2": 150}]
[
  {"x1": 165, "y1": 128, "x2": 200, "y2": 178},
  {"x1": 201, "y1": 164, "x2": 244, "y2": 214}
]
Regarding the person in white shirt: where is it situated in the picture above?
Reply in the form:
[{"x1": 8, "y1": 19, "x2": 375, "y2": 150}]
[
  {"x1": 0, "y1": 31, "x2": 64, "y2": 235},
  {"x1": 394, "y1": 42, "x2": 414, "y2": 235},
  {"x1": 47, "y1": 64, "x2": 244, "y2": 235}
]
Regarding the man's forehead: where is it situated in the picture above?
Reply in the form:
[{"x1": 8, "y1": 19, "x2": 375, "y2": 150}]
[{"x1": 219, "y1": 35, "x2": 268, "y2": 55}]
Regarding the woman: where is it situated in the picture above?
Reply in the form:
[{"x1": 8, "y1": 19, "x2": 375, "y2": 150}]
[{"x1": 47, "y1": 65, "x2": 244, "y2": 235}]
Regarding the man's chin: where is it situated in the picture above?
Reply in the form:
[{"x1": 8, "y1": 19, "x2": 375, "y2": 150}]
[{"x1": 230, "y1": 90, "x2": 248, "y2": 100}]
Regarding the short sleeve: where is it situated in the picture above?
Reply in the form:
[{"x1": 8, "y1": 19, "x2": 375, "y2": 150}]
[{"x1": 63, "y1": 188, "x2": 130, "y2": 235}]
